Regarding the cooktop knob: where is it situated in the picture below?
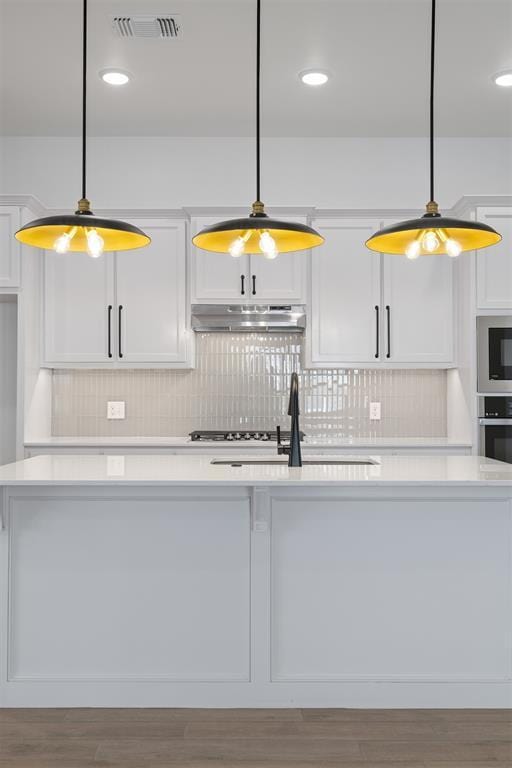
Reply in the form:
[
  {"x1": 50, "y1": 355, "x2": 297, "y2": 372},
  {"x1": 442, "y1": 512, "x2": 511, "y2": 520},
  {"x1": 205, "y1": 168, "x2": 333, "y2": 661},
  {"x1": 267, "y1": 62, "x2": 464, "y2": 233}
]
[
  {"x1": 244, "y1": 433, "x2": 251, "y2": 440},
  {"x1": 226, "y1": 433, "x2": 234, "y2": 441},
  {"x1": 235, "y1": 432, "x2": 242, "y2": 440},
  {"x1": 253, "y1": 432, "x2": 261, "y2": 440},
  {"x1": 261, "y1": 432, "x2": 269, "y2": 441}
]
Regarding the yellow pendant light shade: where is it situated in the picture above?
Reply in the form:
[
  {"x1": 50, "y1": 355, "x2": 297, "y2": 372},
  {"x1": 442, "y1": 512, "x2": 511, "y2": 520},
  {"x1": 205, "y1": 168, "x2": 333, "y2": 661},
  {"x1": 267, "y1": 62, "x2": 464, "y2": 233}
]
[
  {"x1": 16, "y1": 0, "x2": 149, "y2": 257},
  {"x1": 366, "y1": 203, "x2": 501, "y2": 258},
  {"x1": 192, "y1": 203, "x2": 324, "y2": 256},
  {"x1": 15, "y1": 206, "x2": 150, "y2": 254},
  {"x1": 192, "y1": 0, "x2": 323, "y2": 258},
  {"x1": 366, "y1": 0, "x2": 500, "y2": 258}
]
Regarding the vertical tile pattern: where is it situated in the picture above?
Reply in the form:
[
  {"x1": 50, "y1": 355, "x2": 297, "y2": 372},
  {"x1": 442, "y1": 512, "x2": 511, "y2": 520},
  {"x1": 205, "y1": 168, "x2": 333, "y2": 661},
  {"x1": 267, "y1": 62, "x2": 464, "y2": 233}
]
[{"x1": 52, "y1": 333, "x2": 447, "y2": 438}]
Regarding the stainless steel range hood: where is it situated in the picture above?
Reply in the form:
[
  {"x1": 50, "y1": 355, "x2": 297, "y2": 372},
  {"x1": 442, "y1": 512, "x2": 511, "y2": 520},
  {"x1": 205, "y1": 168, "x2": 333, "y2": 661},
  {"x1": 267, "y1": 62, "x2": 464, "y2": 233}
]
[{"x1": 191, "y1": 305, "x2": 306, "y2": 333}]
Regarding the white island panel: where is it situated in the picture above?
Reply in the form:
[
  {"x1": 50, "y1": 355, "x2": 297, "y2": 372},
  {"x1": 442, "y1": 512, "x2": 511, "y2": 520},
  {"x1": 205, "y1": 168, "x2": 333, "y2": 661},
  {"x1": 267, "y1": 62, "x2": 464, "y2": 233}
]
[
  {"x1": 271, "y1": 498, "x2": 512, "y2": 683},
  {"x1": 8, "y1": 493, "x2": 251, "y2": 683},
  {"x1": 1, "y1": 455, "x2": 512, "y2": 707}
]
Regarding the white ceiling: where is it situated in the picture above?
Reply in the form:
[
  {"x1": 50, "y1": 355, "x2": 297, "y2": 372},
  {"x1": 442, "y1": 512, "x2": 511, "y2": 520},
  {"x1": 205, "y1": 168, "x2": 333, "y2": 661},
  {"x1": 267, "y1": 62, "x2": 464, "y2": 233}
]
[{"x1": 0, "y1": 0, "x2": 511, "y2": 137}]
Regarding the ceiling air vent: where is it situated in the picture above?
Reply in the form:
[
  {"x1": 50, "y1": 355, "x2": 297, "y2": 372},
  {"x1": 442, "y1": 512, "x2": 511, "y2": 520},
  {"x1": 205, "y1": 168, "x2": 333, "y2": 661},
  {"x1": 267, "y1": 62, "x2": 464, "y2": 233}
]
[{"x1": 112, "y1": 15, "x2": 182, "y2": 39}]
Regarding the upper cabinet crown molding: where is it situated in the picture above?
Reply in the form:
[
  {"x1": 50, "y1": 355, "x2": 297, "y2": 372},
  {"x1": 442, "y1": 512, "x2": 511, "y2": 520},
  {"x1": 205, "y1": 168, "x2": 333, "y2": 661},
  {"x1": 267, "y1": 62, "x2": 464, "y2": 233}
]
[
  {"x1": 451, "y1": 195, "x2": 512, "y2": 220},
  {"x1": 37, "y1": 207, "x2": 190, "y2": 221},
  {"x1": 0, "y1": 194, "x2": 46, "y2": 218},
  {"x1": 94, "y1": 208, "x2": 189, "y2": 221},
  {"x1": 312, "y1": 208, "x2": 423, "y2": 220},
  {"x1": 184, "y1": 206, "x2": 316, "y2": 220}
]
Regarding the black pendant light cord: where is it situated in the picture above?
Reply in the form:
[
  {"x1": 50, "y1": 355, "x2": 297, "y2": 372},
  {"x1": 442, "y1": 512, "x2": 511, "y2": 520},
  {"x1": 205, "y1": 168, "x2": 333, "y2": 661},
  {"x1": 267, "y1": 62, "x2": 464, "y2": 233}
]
[
  {"x1": 81, "y1": 0, "x2": 88, "y2": 202},
  {"x1": 429, "y1": 0, "x2": 436, "y2": 204},
  {"x1": 255, "y1": 0, "x2": 261, "y2": 203}
]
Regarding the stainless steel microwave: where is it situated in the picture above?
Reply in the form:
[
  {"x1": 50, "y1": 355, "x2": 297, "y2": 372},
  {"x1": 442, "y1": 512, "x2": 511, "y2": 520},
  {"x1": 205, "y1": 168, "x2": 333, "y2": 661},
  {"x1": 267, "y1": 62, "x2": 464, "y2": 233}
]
[{"x1": 477, "y1": 316, "x2": 512, "y2": 393}]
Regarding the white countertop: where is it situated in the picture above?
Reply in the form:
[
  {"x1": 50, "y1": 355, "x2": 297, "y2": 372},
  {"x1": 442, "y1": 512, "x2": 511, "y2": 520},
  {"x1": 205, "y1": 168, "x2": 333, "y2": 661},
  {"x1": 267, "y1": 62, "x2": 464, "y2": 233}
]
[
  {"x1": 24, "y1": 436, "x2": 472, "y2": 449},
  {"x1": 0, "y1": 454, "x2": 510, "y2": 487}
]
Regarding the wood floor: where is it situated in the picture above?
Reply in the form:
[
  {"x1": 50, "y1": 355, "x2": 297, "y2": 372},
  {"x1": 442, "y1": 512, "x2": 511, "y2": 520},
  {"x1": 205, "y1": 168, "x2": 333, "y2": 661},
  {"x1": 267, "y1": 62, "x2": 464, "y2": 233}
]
[{"x1": 0, "y1": 708, "x2": 510, "y2": 767}]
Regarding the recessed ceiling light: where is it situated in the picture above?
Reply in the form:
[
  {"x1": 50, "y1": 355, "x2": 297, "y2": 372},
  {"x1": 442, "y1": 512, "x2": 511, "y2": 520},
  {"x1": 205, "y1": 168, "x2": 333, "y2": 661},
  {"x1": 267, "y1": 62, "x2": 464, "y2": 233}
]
[
  {"x1": 300, "y1": 70, "x2": 329, "y2": 86},
  {"x1": 493, "y1": 70, "x2": 512, "y2": 87},
  {"x1": 100, "y1": 69, "x2": 131, "y2": 86}
]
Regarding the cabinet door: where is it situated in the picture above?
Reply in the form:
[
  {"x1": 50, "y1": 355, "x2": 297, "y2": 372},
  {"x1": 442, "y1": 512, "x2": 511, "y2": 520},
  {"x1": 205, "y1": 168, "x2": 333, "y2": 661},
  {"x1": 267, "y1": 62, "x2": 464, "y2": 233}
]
[
  {"x1": 476, "y1": 207, "x2": 512, "y2": 309},
  {"x1": 271, "y1": 498, "x2": 511, "y2": 683},
  {"x1": 0, "y1": 206, "x2": 21, "y2": 288},
  {"x1": 115, "y1": 219, "x2": 190, "y2": 365},
  {"x1": 383, "y1": 251, "x2": 453, "y2": 364},
  {"x1": 249, "y1": 252, "x2": 305, "y2": 303},
  {"x1": 249, "y1": 224, "x2": 306, "y2": 303},
  {"x1": 44, "y1": 250, "x2": 114, "y2": 365},
  {"x1": 309, "y1": 219, "x2": 381, "y2": 365},
  {"x1": 191, "y1": 217, "x2": 249, "y2": 302},
  {"x1": 8, "y1": 494, "x2": 251, "y2": 685}
]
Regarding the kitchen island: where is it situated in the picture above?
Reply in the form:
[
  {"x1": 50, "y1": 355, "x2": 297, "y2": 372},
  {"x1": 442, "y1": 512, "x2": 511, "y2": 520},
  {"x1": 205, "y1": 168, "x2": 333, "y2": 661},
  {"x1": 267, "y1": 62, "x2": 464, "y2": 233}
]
[{"x1": 0, "y1": 453, "x2": 511, "y2": 709}]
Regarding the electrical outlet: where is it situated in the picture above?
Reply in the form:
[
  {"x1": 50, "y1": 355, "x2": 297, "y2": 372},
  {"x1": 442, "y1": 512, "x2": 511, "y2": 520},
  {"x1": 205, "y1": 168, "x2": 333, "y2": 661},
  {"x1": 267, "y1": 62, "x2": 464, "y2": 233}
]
[
  {"x1": 369, "y1": 401, "x2": 381, "y2": 420},
  {"x1": 107, "y1": 455, "x2": 125, "y2": 476},
  {"x1": 107, "y1": 401, "x2": 125, "y2": 420}
]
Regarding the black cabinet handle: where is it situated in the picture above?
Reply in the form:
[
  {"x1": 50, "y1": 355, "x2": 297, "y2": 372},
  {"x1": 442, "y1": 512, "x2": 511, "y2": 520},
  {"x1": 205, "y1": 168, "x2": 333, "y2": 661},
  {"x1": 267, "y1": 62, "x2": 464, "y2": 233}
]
[
  {"x1": 107, "y1": 305, "x2": 113, "y2": 358},
  {"x1": 386, "y1": 305, "x2": 391, "y2": 358},
  {"x1": 252, "y1": 275, "x2": 256, "y2": 296},
  {"x1": 240, "y1": 275, "x2": 245, "y2": 295},
  {"x1": 375, "y1": 305, "x2": 379, "y2": 359},
  {"x1": 118, "y1": 305, "x2": 123, "y2": 359}
]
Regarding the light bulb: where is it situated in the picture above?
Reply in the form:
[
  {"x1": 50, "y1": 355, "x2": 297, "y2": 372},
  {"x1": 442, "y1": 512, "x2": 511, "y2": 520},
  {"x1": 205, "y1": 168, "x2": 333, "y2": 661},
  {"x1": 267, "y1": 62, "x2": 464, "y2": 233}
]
[
  {"x1": 405, "y1": 240, "x2": 420, "y2": 260},
  {"x1": 229, "y1": 236, "x2": 245, "y2": 258},
  {"x1": 54, "y1": 227, "x2": 77, "y2": 254},
  {"x1": 445, "y1": 237, "x2": 462, "y2": 258},
  {"x1": 259, "y1": 230, "x2": 278, "y2": 259},
  {"x1": 422, "y1": 230, "x2": 440, "y2": 253},
  {"x1": 86, "y1": 229, "x2": 104, "y2": 258}
]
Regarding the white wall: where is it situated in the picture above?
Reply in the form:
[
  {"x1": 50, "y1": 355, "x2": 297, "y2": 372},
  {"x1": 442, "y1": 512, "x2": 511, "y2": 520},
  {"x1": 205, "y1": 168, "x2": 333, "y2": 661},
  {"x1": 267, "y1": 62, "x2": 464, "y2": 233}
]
[
  {"x1": 0, "y1": 298, "x2": 17, "y2": 464},
  {"x1": 0, "y1": 137, "x2": 511, "y2": 211}
]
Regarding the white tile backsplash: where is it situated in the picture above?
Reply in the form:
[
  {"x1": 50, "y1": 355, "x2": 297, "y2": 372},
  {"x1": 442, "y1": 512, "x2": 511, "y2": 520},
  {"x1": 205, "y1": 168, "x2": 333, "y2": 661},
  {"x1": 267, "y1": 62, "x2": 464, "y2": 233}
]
[{"x1": 52, "y1": 333, "x2": 447, "y2": 438}]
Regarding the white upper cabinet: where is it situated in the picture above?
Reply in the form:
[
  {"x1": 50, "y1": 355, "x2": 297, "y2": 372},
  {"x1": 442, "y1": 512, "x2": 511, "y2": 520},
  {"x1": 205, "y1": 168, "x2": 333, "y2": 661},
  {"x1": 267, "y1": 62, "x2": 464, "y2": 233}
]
[
  {"x1": 476, "y1": 207, "x2": 512, "y2": 310},
  {"x1": 191, "y1": 215, "x2": 306, "y2": 304},
  {"x1": 382, "y1": 252, "x2": 453, "y2": 364},
  {"x1": 309, "y1": 219, "x2": 381, "y2": 365},
  {"x1": 308, "y1": 217, "x2": 454, "y2": 367},
  {"x1": 0, "y1": 206, "x2": 21, "y2": 289},
  {"x1": 43, "y1": 217, "x2": 191, "y2": 368},
  {"x1": 115, "y1": 220, "x2": 189, "y2": 365}
]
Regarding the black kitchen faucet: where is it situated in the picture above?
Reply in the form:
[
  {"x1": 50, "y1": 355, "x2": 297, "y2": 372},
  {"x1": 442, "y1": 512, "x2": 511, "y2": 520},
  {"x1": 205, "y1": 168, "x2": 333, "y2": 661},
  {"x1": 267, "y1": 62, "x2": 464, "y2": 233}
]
[{"x1": 276, "y1": 372, "x2": 302, "y2": 468}]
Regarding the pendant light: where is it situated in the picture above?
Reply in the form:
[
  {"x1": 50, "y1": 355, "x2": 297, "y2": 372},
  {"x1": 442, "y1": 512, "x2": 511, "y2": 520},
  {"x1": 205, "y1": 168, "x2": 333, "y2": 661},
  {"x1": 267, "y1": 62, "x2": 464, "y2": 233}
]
[
  {"x1": 15, "y1": 0, "x2": 150, "y2": 256},
  {"x1": 366, "y1": 0, "x2": 500, "y2": 258},
  {"x1": 192, "y1": 0, "x2": 323, "y2": 259}
]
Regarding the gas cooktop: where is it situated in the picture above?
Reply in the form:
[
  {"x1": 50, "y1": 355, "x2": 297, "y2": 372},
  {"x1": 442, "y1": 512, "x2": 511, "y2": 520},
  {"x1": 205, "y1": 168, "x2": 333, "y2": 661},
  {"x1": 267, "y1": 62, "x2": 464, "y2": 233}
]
[{"x1": 189, "y1": 430, "x2": 305, "y2": 442}]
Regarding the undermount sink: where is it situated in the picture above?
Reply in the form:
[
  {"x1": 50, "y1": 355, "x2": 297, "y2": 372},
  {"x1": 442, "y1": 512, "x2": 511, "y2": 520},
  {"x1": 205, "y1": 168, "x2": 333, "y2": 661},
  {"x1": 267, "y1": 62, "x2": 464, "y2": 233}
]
[{"x1": 211, "y1": 458, "x2": 379, "y2": 466}]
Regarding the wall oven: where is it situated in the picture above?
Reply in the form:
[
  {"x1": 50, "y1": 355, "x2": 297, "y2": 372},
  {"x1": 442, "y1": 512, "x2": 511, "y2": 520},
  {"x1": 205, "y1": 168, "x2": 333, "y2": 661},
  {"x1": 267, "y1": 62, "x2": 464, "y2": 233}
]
[
  {"x1": 477, "y1": 316, "x2": 512, "y2": 393},
  {"x1": 479, "y1": 397, "x2": 512, "y2": 464}
]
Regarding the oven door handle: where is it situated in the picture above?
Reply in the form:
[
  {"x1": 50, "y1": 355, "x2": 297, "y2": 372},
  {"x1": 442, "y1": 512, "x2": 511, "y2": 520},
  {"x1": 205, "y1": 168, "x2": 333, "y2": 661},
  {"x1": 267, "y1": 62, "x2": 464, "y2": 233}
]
[{"x1": 479, "y1": 419, "x2": 512, "y2": 426}]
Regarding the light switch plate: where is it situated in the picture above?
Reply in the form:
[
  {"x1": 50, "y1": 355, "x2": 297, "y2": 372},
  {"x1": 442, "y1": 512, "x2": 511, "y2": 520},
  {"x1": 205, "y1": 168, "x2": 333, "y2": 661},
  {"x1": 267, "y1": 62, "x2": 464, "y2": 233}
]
[
  {"x1": 107, "y1": 401, "x2": 125, "y2": 420},
  {"x1": 369, "y1": 401, "x2": 381, "y2": 420}
]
